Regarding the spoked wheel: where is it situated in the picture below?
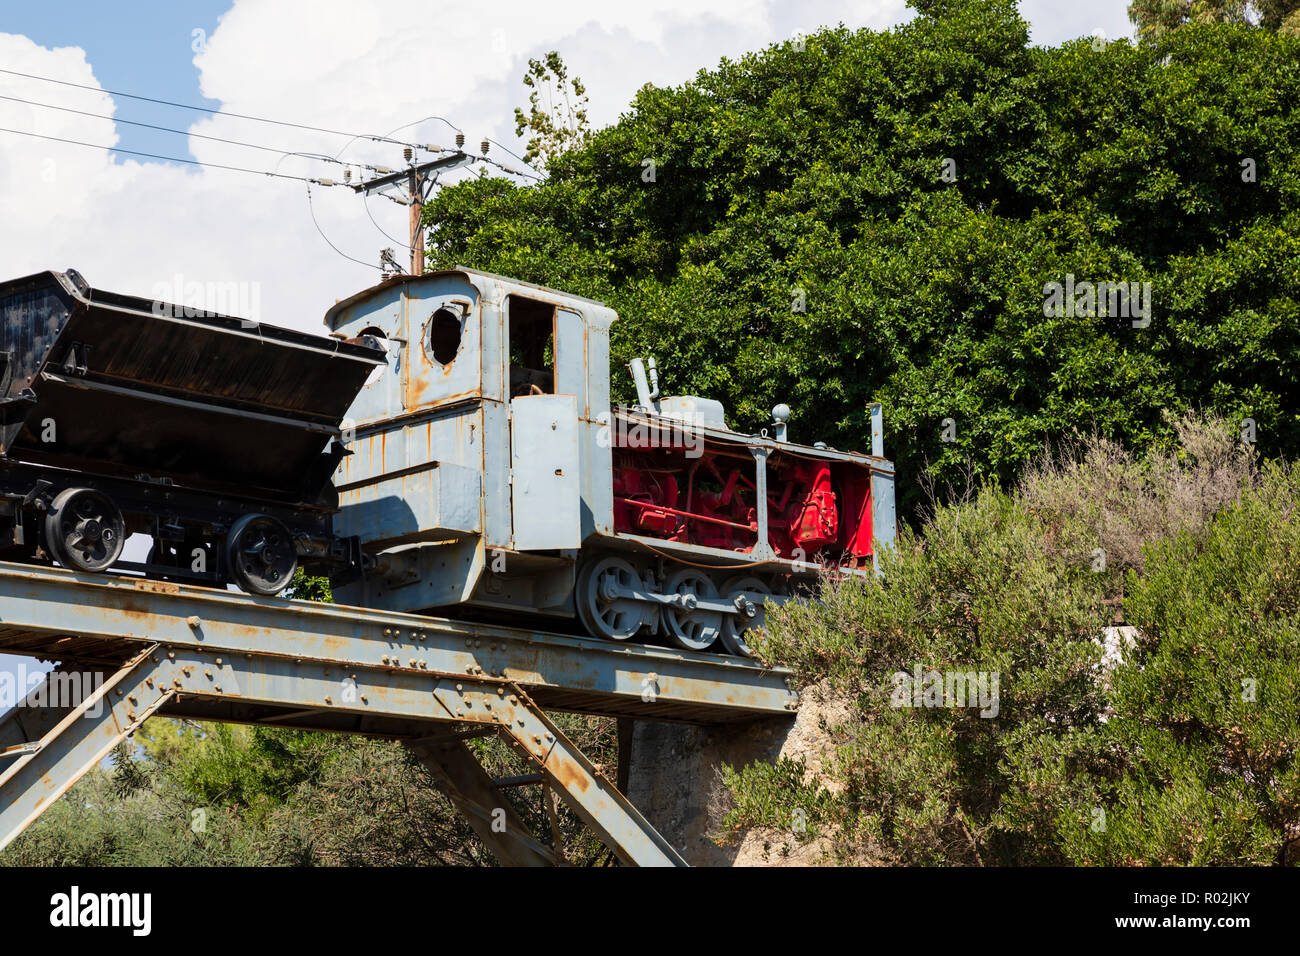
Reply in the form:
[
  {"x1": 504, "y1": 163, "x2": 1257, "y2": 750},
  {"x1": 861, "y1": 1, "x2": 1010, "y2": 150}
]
[
  {"x1": 575, "y1": 556, "x2": 656, "y2": 641},
  {"x1": 226, "y1": 514, "x2": 297, "y2": 596},
  {"x1": 660, "y1": 568, "x2": 723, "y2": 652},
  {"x1": 43, "y1": 487, "x2": 126, "y2": 573},
  {"x1": 719, "y1": 576, "x2": 771, "y2": 657}
]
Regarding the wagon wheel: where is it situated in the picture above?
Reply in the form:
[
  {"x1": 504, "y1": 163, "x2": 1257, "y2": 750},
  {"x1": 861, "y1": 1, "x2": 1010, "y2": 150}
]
[
  {"x1": 43, "y1": 487, "x2": 126, "y2": 573},
  {"x1": 226, "y1": 514, "x2": 297, "y2": 596},
  {"x1": 575, "y1": 555, "x2": 656, "y2": 641},
  {"x1": 719, "y1": 576, "x2": 771, "y2": 657},
  {"x1": 660, "y1": 568, "x2": 723, "y2": 652}
]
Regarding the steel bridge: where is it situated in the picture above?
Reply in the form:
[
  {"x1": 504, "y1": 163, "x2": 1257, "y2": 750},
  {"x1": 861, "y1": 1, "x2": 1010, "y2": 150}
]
[{"x1": 0, "y1": 561, "x2": 796, "y2": 866}]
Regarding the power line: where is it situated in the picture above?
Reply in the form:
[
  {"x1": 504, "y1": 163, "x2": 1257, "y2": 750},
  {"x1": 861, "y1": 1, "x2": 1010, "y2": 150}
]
[
  {"x1": 0, "y1": 91, "x2": 390, "y2": 173},
  {"x1": 1, "y1": 66, "x2": 546, "y2": 182},
  {"x1": 0, "y1": 65, "x2": 420, "y2": 147},
  {"x1": 0, "y1": 125, "x2": 344, "y2": 185},
  {"x1": 363, "y1": 190, "x2": 411, "y2": 252},
  {"x1": 305, "y1": 183, "x2": 383, "y2": 271},
  {"x1": 486, "y1": 137, "x2": 545, "y2": 179}
]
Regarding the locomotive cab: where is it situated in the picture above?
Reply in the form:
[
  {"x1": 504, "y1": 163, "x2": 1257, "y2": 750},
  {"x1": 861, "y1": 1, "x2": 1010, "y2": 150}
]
[{"x1": 325, "y1": 268, "x2": 615, "y2": 621}]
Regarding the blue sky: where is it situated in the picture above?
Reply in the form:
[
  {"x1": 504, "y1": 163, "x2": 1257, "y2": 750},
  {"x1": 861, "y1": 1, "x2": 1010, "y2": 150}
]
[{"x1": 2, "y1": 0, "x2": 229, "y2": 163}]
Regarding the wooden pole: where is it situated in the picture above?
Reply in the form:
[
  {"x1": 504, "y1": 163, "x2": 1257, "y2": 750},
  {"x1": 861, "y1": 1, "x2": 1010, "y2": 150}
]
[{"x1": 408, "y1": 169, "x2": 424, "y2": 276}]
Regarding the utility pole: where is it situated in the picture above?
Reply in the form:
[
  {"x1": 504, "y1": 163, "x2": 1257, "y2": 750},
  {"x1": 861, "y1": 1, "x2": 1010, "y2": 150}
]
[
  {"x1": 408, "y1": 167, "x2": 424, "y2": 275},
  {"x1": 352, "y1": 148, "x2": 477, "y2": 277}
]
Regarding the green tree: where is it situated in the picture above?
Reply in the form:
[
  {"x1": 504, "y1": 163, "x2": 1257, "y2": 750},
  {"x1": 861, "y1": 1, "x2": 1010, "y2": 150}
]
[
  {"x1": 1129, "y1": 0, "x2": 1300, "y2": 40},
  {"x1": 512, "y1": 52, "x2": 592, "y2": 167},
  {"x1": 427, "y1": 1, "x2": 1300, "y2": 518}
]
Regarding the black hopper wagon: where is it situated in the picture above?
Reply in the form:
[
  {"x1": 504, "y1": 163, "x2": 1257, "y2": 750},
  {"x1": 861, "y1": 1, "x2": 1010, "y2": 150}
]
[{"x1": 0, "y1": 269, "x2": 384, "y2": 594}]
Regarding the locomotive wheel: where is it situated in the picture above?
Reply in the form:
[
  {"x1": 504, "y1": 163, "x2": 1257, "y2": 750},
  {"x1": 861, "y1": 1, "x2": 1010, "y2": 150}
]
[
  {"x1": 575, "y1": 556, "x2": 655, "y2": 641},
  {"x1": 43, "y1": 487, "x2": 126, "y2": 573},
  {"x1": 226, "y1": 514, "x2": 297, "y2": 596},
  {"x1": 660, "y1": 568, "x2": 723, "y2": 652},
  {"x1": 719, "y1": 576, "x2": 771, "y2": 657}
]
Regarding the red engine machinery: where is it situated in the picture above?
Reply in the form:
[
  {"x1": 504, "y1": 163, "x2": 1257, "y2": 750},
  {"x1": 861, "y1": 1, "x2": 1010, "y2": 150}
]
[{"x1": 612, "y1": 441, "x2": 873, "y2": 565}]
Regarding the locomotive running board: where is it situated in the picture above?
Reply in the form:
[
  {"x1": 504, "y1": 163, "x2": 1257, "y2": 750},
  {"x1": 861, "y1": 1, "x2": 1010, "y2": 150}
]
[{"x1": 0, "y1": 561, "x2": 799, "y2": 865}]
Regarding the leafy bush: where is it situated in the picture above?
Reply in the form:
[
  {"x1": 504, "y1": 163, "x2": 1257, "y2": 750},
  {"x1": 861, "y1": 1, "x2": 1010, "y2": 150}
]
[{"x1": 726, "y1": 418, "x2": 1299, "y2": 865}]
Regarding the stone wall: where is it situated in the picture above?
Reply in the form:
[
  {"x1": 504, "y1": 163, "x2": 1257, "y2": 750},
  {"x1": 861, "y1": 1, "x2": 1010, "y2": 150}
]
[{"x1": 624, "y1": 681, "x2": 850, "y2": 866}]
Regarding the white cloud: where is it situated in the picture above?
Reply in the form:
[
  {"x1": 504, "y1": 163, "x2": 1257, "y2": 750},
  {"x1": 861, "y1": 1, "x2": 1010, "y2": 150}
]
[{"x1": 1, "y1": 0, "x2": 1121, "y2": 335}]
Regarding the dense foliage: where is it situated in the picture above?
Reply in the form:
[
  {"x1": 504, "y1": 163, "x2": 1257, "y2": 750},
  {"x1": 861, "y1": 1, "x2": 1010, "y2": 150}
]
[
  {"x1": 426, "y1": 0, "x2": 1300, "y2": 516},
  {"x1": 1, "y1": 715, "x2": 617, "y2": 867},
  {"x1": 721, "y1": 414, "x2": 1300, "y2": 865}
]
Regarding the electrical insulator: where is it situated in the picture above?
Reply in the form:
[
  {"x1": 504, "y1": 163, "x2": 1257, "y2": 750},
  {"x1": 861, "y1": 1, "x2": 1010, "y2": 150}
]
[
  {"x1": 455, "y1": 130, "x2": 465, "y2": 149},
  {"x1": 403, "y1": 146, "x2": 413, "y2": 162}
]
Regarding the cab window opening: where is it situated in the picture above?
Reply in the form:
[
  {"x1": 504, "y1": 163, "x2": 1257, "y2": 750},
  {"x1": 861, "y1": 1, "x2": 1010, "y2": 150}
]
[{"x1": 507, "y1": 295, "x2": 555, "y2": 396}]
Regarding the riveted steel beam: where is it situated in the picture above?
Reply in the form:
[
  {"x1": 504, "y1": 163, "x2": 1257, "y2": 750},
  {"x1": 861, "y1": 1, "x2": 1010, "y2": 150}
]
[
  {"x1": 0, "y1": 642, "x2": 685, "y2": 864},
  {"x1": 0, "y1": 646, "x2": 172, "y2": 851},
  {"x1": 0, "y1": 562, "x2": 798, "y2": 722}
]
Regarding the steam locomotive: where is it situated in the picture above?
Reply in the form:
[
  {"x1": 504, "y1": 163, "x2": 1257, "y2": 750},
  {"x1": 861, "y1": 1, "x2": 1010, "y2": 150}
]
[{"x1": 0, "y1": 266, "x2": 896, "y2": 656}]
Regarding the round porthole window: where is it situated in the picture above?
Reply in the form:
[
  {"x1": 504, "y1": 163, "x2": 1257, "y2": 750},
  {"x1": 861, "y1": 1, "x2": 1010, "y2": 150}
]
[{"x1": 427, "y1": 307, "x2": 463, "y2": 366}]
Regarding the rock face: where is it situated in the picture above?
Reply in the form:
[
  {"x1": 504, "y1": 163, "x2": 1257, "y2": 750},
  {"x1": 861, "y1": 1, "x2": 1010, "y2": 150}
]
[{"x1": 624, "y1": 682, "x2": 851, "y2": 866}]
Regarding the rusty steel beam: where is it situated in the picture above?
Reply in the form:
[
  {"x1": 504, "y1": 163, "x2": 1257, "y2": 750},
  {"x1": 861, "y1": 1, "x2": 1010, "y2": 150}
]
[
  {"x1": 0, "y1": 647, "x2": 172, "y2": 851},
  {"x1": 406, "y1": 739, "x2": 558, "y2": 866},
  {"x1": 427, "y1": 682, "x2": 686, "y2": 866},
  {"x1": 0, "y1": 639, "x2": 686, "y2": 864},
  {"x1": 0, "y1": 562, "x2": 798, "y2": 722}
]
